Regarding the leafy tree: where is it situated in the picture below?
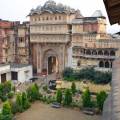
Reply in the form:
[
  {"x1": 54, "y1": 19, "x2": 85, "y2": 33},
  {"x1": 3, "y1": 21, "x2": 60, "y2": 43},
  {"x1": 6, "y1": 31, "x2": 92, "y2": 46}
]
[
  {"x1": 21, "y1": 92, "x2": 30, "y2": 110},
  {"x1": 96, "y1": 91, "x2": 107, "y2": 111},
  {"x1": 63, "y1": 89, "x2": 72, "y2": 106},
  {"x1": 56, "y1": 89, "x2": 62, "y2": 104},
  {"x1": 71, "y1": 82, "x2": 76, "y2": 95},
  {"x1": 16, "y1": 93, "x2": 23, "y2": 112},
  {"x1": 82, "y1": 88, "x2": 92, "y2": 108},
  {"x1": 2, "y1": 101, "x2": 13, "y2": 120}
]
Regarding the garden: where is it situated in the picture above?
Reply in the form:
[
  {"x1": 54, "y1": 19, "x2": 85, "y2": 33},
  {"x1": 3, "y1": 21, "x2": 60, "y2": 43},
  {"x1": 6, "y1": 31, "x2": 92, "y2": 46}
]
[{"x1": 0, "y1": 80, "x2": 108, "y2": 120}]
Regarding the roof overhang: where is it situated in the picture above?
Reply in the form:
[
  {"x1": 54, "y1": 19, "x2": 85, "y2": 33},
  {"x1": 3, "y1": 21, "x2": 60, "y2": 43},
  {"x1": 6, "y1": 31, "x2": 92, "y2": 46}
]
[{"x1": 103, "y1": 0, "x2": 120, "y2": 25}]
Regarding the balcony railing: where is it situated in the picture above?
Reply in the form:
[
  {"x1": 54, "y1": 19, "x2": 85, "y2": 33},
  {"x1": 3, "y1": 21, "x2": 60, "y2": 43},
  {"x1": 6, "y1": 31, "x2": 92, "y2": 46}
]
[{"x1": 73, "y1": 53, "x2": 116, "y2": 59}]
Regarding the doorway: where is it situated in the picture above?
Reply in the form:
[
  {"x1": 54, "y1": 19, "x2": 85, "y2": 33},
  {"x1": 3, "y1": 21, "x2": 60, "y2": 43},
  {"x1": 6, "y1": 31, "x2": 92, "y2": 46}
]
[{"x1": 48, "y1": 56, "x2": 57, "y2": 74}]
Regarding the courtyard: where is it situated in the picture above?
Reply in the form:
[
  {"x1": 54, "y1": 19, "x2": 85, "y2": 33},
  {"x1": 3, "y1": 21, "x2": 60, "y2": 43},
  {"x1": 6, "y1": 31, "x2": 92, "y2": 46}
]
[{"x1": 16, "y1": 102, "x2": 101, "y2": 120}]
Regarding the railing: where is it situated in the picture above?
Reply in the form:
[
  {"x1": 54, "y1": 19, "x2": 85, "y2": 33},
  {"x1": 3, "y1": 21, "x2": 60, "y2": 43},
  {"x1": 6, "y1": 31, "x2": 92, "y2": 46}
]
[{"x1": 73, "y1": 53, "x2": 116, "y2": 59}]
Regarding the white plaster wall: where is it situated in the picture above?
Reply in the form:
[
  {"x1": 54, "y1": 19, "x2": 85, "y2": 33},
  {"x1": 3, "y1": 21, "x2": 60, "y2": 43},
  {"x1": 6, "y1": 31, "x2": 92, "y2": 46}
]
[
  {"x1": 0, "y1": 65, "x2": 10, "y2": 73},
  {"x1": 0, "y1": 65, "x2": 33, "y2": 83},
  {"x1": 6, "y1": 72, "x2": 11, "y2": 81},
  {"x1": 11, "y1": 65, "x2": 33, "y2": 83}
]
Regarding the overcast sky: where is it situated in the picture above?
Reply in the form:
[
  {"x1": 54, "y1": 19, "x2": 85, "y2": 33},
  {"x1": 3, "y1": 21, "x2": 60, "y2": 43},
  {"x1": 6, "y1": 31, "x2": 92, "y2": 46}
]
[{"x1": 0, "y1": 0, "x2": 120, "y2": 34}]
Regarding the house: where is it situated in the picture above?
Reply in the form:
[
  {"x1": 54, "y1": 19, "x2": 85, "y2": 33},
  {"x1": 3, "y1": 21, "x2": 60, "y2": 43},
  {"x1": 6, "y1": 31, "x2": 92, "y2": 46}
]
[{"x1": 0, "y1": 64, "x2": 33, "y2": 83}]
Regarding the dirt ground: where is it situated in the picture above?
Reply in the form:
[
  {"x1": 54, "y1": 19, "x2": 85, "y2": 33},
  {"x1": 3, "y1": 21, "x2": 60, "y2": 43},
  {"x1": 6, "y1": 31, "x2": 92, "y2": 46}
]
[{"x1": 16, "y1": 102, "x2": 101, "y2": 120}]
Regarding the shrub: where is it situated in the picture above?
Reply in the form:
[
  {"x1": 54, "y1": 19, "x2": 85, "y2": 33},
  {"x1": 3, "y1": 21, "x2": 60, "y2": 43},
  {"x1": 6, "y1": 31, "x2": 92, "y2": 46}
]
[
  {"x1": 63, "y1": 67, "x2": 73, "y2": 78},
  {"x1": 56, "y1": 89, "x2": 62, "y2": 104},
  {"x1": 63, "y1": 89, "x2": 72, "y2": 106},
  {"x1": 21, "y1": 92, "x2": 30, "y2": 110},
  {"x1": 0, "y1": 113, "x2": 2, "y2": 120},
  {"x1": 0, "y1": 81, "x2": 15, "y2": 102},
  {"x1": 27, "y1": 84, "x2": 40, "y2": 102},
  {"x1": 43, "y1": 85, "x2": 48, "y2": 91},
  {"x1": 16, "y1": 93, "x2": 23, "y2": 112},
  {"x1": 96, "y1": 91, "x2": 107, "y2": 111},
  {"x1": 71, "y1": 82, "x2": 76, "y2": 95},
  {"x1": 10, "y1": 102, "x2": 18, "y2": 114},
  {"x1": 3, "y1": 81, "x2": 12, "y2": 95},
  {"x1": 2, "y1": 101, "x2": 13, "y2": 120},
  {"x1": 82, "y1": 88, "x2": 93, "y2": 108},
  {"x1": 7, "y1": 92, "x2": 14, "y2": 99},
  {"x1": 63, "y1": 67, "x2": 112, "y2": 84},
  {"x1": 1, "y1": 96, "x2": 8, "y2": 102}
]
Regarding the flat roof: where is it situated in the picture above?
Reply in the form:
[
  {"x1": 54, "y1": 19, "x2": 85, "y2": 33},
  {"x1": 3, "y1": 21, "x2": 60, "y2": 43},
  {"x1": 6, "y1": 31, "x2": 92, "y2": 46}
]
[{"x1": 10, "y1": 63, "x2": 32, "y2": 68}]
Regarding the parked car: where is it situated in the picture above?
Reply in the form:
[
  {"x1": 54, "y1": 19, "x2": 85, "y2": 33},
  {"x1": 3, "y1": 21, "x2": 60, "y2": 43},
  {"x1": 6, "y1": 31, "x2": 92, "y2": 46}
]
[{"x1": 51, "y1": 102, "x2": 61, "y2": 108}]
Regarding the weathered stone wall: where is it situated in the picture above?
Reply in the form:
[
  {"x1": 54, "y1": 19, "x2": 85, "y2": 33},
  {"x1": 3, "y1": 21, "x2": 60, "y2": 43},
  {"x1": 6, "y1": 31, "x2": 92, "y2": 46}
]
[{"x1": 102, "y1": 58, "x2": 120, "y2": 120}]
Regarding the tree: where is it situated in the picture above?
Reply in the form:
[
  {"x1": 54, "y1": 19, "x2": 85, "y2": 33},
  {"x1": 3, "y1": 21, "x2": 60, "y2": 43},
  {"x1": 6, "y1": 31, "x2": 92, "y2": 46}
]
[
  {"x1": 16, "y1": 93, "x2": 23, "y2": 112},
  {"x1": 71, "y1": 82, "x2": 76, "y2": 95},
  {"x1": 82, "y1": 88, "x2": 92, "y2": 108},
  {"x1": 22, "y1": 92, "x2": 30, "y2": 110},
  {"x1": 63, "y1": 89, "x2": 72, "y2": 106},
  {"x1": 56, "y1": 89, "x2": 62, "y2": 104},
  {"x1": 96, "y1": 91, "x2": 107, "y2": 111},
  {"x1": 2, "y1": 101, "x2": 13, "y2": 120}
]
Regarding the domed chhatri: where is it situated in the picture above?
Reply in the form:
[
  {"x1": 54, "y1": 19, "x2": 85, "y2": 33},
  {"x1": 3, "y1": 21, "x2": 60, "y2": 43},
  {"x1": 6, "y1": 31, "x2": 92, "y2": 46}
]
[
  {"x1": 91, "y1": 10, "x2": 105, "y2": 18},
  {"x1": 29, "y1": 0, "x2": 80, "y2": 15}
]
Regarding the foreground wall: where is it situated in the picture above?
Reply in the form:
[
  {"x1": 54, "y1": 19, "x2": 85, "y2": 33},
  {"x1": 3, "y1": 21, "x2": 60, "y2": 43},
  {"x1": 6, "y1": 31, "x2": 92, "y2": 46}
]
[{"x1": 102, "y1": 58, "x2": 120, "y2": 120}]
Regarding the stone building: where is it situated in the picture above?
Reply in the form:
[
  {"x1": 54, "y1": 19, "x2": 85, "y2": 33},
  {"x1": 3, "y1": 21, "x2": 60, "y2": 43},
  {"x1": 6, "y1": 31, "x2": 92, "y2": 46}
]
[
  {"x1": 29, "y1": 0, "x2": 120, "y2": 75},
  {"x1": 14, "y1": 21, "x2": 30, "y2": 64},
  {"x1": 0, "y1": 19, "x2": 13, "y2": 63},
  {"x1": 0, "y1": 20, "x2": 30, "y2": 64}
]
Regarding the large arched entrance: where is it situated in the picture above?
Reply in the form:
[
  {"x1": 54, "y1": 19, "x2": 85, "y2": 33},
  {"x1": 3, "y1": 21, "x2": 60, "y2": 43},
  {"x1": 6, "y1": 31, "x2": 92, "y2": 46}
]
[
  {"x1": 48, "y1": 56, "x2": 58, "y2": 74},
  {"x1": 43, "y1": 49, "x2": 59, "y2": 75}
]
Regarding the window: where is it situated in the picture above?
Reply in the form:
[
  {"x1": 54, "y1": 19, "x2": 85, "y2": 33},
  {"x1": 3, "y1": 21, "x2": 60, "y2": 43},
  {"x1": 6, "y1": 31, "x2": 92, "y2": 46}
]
[
  {"x1": 46, "y1": 17, "x2": 48, "y2": 20},
  {"x1": 11, "y1": 72, "x2": 18, "y2": 80},
  {"x1": 55, "y1": 16, "x2": 57, "y2": 20},
  {"x1": 99, "y1": 61, "x2": 104, "y2": 67},
  {"x1": 77, "y1": 61, "x2": 81, "y2": 67},
  {"x1": 59, "y1": 16, "x2": 61, "y2": 20}
]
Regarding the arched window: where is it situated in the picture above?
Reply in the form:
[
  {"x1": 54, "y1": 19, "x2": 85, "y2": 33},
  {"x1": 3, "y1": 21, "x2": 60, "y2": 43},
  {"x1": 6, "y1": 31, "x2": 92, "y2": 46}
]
[
  {"x1": 110, "y1": 51, "x2": 115, "y2": 56},
  {"x1": 86, "y1": 49, "x2": 91, "y2": 55},
  {"x1": 99, "y1": 61, "x2": 104, "y2": 67},
  {"x1": 92, "y1": 50, "x2": 97, "y2": 55},
  {"x1": 105, "y1": 61, "x2": 110, "y2": 68},
  {"x1": 104, "y1": 50, "x2": 109, "y2": 56},
  {"x1": 98, "y1": 50, "x2": 103, "y2": 55}
]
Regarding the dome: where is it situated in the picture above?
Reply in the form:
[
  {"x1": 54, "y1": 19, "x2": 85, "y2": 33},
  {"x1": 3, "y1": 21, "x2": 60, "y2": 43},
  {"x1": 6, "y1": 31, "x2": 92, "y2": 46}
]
[
  {"x1": 29, "y1": 0, "x2": 77, "y2": 15},
  {"x1": 91, "y1": 10, "x2": 104, "y2": 18},
  {"x1": 44, "y1": 0, "x2": 56, "y2": 8}
]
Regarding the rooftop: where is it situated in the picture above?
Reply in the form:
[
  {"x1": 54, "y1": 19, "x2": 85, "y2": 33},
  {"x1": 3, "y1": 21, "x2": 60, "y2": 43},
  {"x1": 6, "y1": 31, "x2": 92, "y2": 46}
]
[
  {"x1": 91, "y1": 10, "x2": 105, "y2": 18},
  {"x1": 29, "y1": 0, "x2": 82, "y2": 16},
  {"x1": 10, "y1": 63, "x2": 31, "y2": 68}
]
